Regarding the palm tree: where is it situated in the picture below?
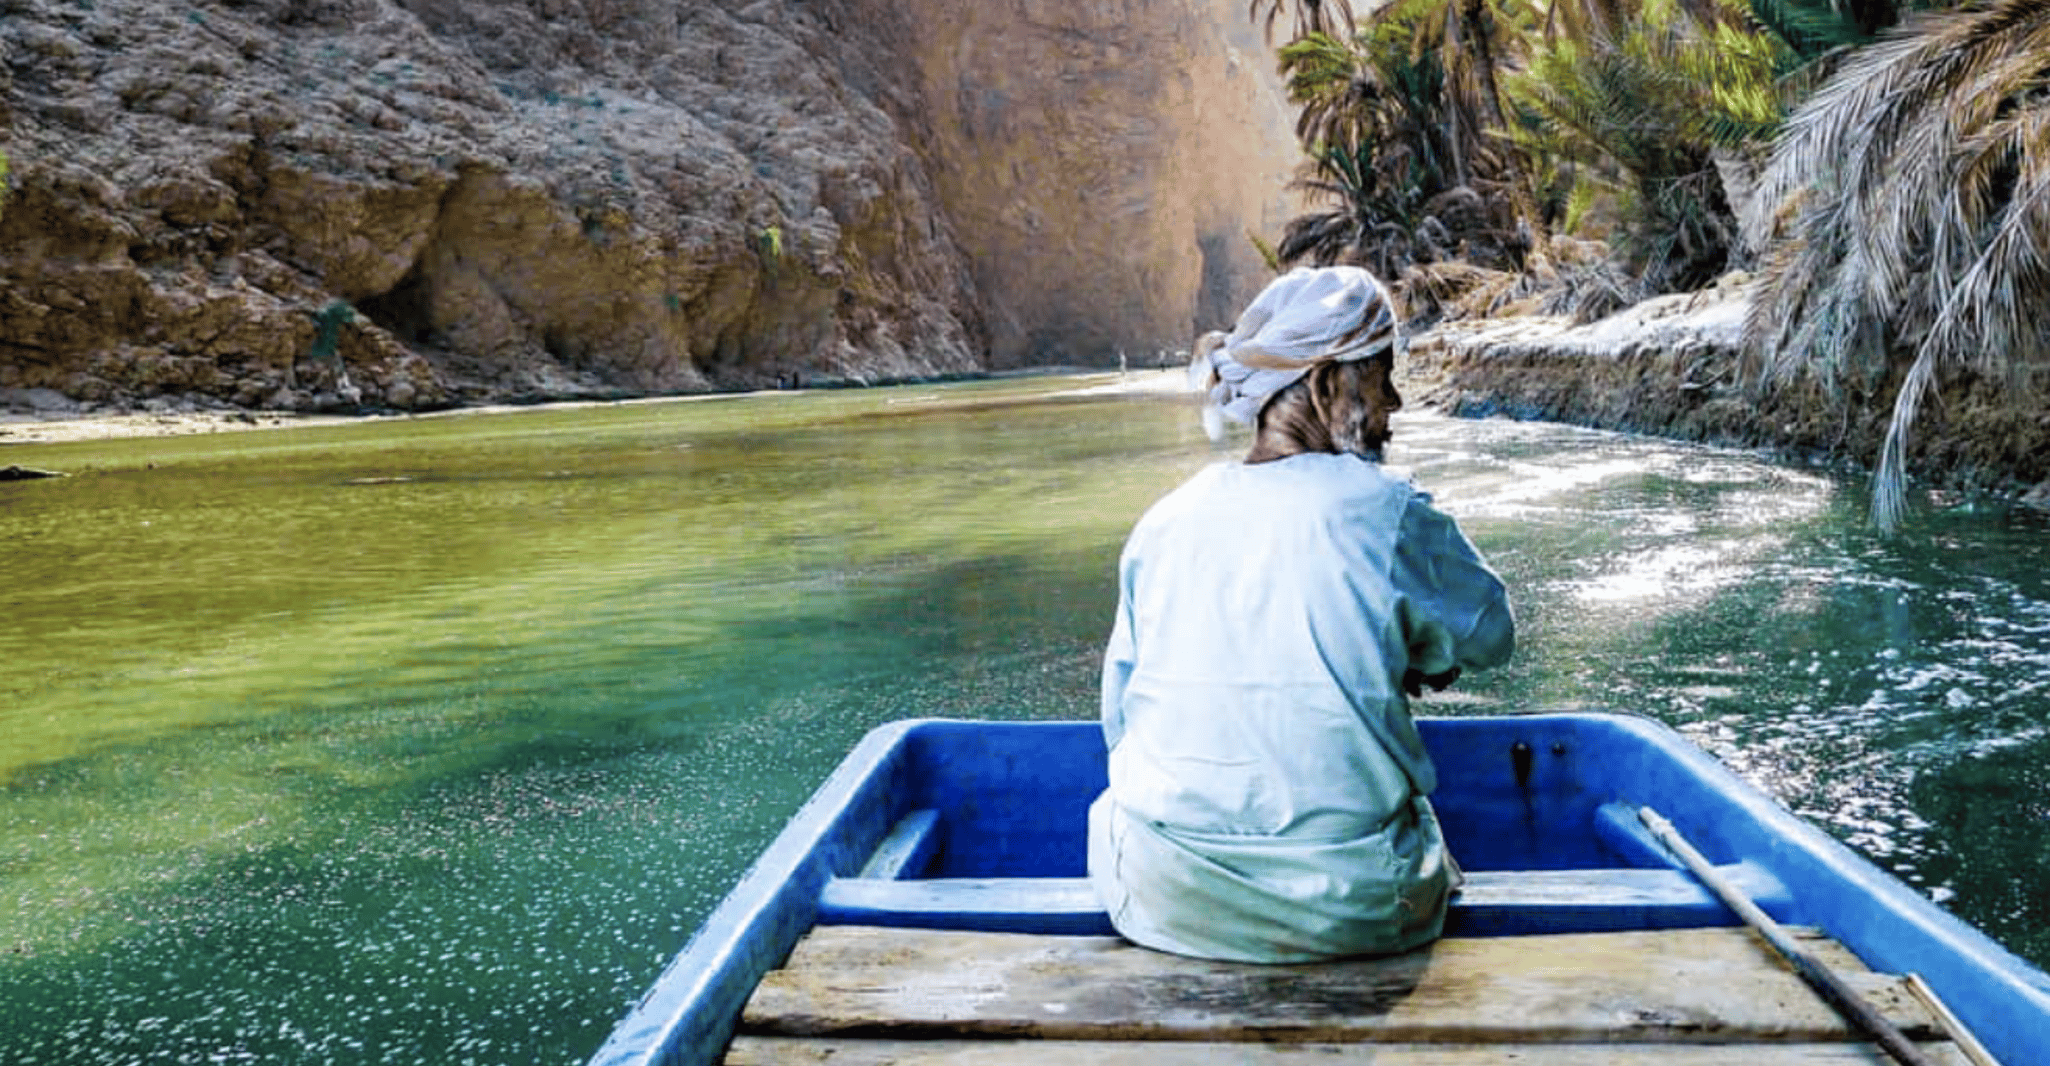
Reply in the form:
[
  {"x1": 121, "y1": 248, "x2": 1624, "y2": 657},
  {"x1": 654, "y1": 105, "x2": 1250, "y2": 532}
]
[
  {"x1": 1505, "y1": 0, "x2": 1791, "y2": 292},
  {"x1": 1276, "y1": 24, "x2": 1463, "y2": 273},
  {"x1": 1746, "y1": 0, "x2": 2050, "y2": 529},
  {"x1": 1281, "y1": 29, "x2": 1407, "y2": 154},
  {"x1": 1273, "y1": 3, "x2": 1538, "y2": 276},
  {"x1": 1248, "y1": 0, "x2": 1357, "y2": 41},
  {"x1": 1419, "y1": 0, "x2": 1554, "y2": 269},
  {"x1": 1260, "y1": 0, "x2": 1552, "y2": 272}
]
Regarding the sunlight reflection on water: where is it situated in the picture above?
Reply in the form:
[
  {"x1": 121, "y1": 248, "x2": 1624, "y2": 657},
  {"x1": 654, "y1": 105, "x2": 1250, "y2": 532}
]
[{"x1": 3, "y1": 382, "x2": 2047, "y2": 1064}]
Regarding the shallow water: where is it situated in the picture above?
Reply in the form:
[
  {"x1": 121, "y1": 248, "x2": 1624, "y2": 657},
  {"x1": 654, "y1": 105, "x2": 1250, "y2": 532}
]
[{"x1": 3, "y1": 375, "x2": 2046, "y2": 1064}]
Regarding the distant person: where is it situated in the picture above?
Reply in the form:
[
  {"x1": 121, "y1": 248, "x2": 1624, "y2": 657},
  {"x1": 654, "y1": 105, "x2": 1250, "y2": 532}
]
[{"x1": 1089, "y1": 265, "x2": 1515, "y2": 962}]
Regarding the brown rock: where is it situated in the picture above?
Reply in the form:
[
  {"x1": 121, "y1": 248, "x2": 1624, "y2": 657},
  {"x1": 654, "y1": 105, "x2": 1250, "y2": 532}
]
[
  {"x1": 0, "y1": 464, "x2": 66, "y2": 480},
  {"x1": 0, "y1": 0, "x2": 1297, "y2": 411}
]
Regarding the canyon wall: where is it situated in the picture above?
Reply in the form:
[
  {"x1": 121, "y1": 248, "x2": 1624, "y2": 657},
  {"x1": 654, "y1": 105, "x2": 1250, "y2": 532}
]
[
  {"x1": 873, "y1": 0, "x2": 1298, "y2": 367},
  {"x1": 0, "y1": 0, "x2": 1300, "y2": 413}
]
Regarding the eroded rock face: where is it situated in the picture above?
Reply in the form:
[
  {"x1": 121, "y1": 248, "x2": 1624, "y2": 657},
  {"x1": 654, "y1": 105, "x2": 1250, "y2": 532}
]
[
  {"x1": 0, "y1": 0, "x2": 1297, "y2": 412},
  {"x1": 873, "y1": 0, "x2": 1298, "y2": 367}
]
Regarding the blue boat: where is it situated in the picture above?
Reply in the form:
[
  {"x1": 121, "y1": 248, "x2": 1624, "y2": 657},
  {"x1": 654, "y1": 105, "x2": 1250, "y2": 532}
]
[{"x1": 589, "y1": 713, "x2": 2050, "y2": 1066}]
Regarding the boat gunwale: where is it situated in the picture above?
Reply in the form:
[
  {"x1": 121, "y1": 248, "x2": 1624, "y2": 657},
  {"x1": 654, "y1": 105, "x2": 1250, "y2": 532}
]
[{"x1": 1543, "y1": 713, "x2": 2050, "y2": 1066}]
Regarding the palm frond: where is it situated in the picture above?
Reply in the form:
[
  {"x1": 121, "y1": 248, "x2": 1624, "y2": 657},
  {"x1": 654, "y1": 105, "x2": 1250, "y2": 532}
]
[
  {"x1": 1746, "y1": 0, "x2": 1887, "y2": 59},
  {"x1": 1504, "y1": 0, "x2": 1766, "y2": 289},
  {"x1": 1747, "y1": 0, "x2": 2050, "y2": 528},
  {"x1": 1250, "y1": 0, "x2": 1358, "y2": 41}
]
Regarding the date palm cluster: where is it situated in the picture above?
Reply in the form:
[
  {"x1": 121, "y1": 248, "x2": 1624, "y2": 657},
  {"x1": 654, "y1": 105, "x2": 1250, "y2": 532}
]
[{"x1": 1256, "y1": 0, "x2": 2050, "y2": 528}]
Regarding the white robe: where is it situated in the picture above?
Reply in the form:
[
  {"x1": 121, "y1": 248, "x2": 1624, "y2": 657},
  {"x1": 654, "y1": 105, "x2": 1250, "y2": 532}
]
[{"x1": 1089, "y1": 452, "x2": 1514, "y2": 962}]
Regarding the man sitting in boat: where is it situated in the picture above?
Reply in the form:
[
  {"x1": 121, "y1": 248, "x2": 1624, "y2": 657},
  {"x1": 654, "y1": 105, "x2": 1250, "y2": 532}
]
[{"x1": 1089, "y1": 265, "x2": 1516, "y2": 963}]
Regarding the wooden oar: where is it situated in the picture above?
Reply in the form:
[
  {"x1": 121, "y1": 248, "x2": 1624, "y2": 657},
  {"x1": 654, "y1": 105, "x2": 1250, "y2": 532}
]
[{"x1": 1636, "y1": 806, "x2": 1942, "y2": 1066}]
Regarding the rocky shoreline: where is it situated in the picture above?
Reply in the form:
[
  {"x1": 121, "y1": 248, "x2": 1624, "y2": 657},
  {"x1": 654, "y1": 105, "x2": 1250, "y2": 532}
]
[
  {"x1": 1404, "y1": 279, "x2": 2050, "y2": 511},
  {"x1": 11, "y1": 286, "x2": 2050, "y2": 514}
]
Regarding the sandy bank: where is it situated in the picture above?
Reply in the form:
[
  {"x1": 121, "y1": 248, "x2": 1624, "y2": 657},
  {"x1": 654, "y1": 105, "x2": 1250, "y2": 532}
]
[
  {"x1": 0, "y1": 409, "x2": 365, "y2": 445},
  {"x1": 0, "y1": 369, "x2": 1197, "y2": 446}
]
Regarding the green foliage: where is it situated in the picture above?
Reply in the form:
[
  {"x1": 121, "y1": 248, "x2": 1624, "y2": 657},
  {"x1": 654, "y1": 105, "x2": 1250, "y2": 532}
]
[
  {"x1": 1746, "y1": 0, "x2": 1898, "y2": 61},
  {"x1": 1502, "y1": 0, "x2": 1788, "y2": 290},
  {"x1": 1246, "y1": 230, "x2": 1284, "y2": 274},
  {"x1": 309, "y1": 300, "x2": 356, "y2": 364},
  {"x1": 1272, "y1": 6, "x2": 1528, "y2": 281},
  {"x1": 1260, "y1": 0, "x2": 1917, "y2": 302},
  {"x1": 1746, "y1": 0, "x2": 2050, "y2": 529}
]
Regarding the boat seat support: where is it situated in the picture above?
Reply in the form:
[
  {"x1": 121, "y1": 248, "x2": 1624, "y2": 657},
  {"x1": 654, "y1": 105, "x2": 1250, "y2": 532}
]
[
  {"x1": 859, "y1": 808, "x2": 941, "y2": 880},
  {"x1": 818, "y1": 864, "x2": 1796, "y2": 938}
]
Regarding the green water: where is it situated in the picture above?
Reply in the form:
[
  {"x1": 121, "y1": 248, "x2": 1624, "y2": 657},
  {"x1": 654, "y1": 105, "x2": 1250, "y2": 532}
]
[{"x1": 2, "y1": 374, "x2": 2046, "y2": 1064}]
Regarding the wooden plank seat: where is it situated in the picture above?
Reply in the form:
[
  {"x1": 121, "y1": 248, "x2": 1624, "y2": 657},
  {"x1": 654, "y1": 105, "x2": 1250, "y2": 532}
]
[
  {"x1": 819, "y1": 807, "x2": 1795, "y2": 937},
  {"x1": 728, "y1": 1037, "x2": 1974, "y2": 1065},
  {"x1": 738, "y1": 925, "x2": 1950, "y2": 1047}
]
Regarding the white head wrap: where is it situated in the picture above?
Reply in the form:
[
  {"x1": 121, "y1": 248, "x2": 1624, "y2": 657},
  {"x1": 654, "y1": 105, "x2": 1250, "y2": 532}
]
[{"x1": 1190, "y1": 266, "x2": 1401, "y2": 435}]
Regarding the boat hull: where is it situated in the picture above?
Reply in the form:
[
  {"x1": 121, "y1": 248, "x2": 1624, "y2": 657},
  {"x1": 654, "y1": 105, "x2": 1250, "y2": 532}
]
[{"x1": 588, "y1": 713, "x2": 2050, "y2": 1066}]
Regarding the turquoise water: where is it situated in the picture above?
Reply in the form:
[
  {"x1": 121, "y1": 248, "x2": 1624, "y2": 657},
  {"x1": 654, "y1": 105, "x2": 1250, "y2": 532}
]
[{"x1": 2, "y1": 374, "x2": 2046, "y2": 1064}]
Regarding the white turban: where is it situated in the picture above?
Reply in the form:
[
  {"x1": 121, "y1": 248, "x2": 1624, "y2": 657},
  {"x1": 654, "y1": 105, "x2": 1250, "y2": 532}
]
[{"x1": 1191, "y1": 266, "x2": 1401, "y2": 433}]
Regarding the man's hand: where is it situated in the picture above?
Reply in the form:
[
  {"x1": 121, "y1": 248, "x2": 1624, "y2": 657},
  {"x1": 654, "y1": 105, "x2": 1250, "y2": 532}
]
[{"x1": 1401, "y1": 665, "x2": 1462, "y2": 698}]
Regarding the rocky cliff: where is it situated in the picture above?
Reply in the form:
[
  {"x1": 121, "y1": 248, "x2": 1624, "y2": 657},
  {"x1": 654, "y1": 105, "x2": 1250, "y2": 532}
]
[{"x1": 0, "y1": 0, "x2": 1298, "y2": 414}]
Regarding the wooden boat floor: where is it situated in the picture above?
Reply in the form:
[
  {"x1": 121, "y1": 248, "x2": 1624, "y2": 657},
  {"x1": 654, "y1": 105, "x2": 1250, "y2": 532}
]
[{"x1": 733, "y1": 925, "x2": 1971, "y2": 1065}]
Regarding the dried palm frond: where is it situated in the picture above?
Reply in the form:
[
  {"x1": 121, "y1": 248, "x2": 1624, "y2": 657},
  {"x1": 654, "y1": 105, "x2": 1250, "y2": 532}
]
[
  {"x1": 1537, "y1": 258, "x2": 1646, "y2": 321},
  {"x1": 1397, "y1": 260, "x2": 1524, "y2": 323}
]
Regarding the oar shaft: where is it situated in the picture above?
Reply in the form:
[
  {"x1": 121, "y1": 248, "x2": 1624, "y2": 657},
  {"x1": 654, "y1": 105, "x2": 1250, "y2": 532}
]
[{"x1": 1637, "y1": 807, "x2": 1942, "y2": 1066}]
